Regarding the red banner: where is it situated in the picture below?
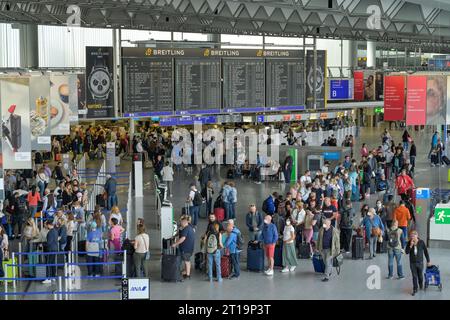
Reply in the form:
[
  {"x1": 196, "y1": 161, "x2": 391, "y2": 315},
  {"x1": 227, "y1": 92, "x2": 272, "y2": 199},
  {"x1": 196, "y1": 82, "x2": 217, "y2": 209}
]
[
  {"x1": 406, "y1": 76, "x2": 427, "y2": 125},
  {"x1": 354, "y1": 71, "x2": 364, "y2": 101},
  {"x1": 384, "y1": 75, "x2": 405, "y2": 121}
]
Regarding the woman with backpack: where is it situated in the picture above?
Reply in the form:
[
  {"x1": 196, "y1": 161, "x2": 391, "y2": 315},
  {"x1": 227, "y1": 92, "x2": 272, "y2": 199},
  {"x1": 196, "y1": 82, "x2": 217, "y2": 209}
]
[
  {"x1": 205, "y1": 222, "x2": 223, "y2": 282},
  {"x1": 386, "y1": 220, "x2": 404, "y2": 280}
]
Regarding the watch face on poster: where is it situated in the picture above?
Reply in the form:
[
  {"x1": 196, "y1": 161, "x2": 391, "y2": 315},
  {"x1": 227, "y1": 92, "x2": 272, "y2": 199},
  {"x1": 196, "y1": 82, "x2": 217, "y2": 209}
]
[
  {"x1": 307, "y1": 66, "x2": 324, "y2": 93},
  {"x1": 89, "y1": 69, "x2": 111, "y2": 99}
]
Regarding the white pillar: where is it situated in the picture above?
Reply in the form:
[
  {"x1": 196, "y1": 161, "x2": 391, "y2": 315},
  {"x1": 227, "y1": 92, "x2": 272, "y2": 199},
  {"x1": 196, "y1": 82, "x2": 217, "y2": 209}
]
[
  {"x1": 19, "y1": 24, "x2": 39, "y2": 68},
  {"x1": 367, "y1": 41, "x2": 376, "y2": 68}
]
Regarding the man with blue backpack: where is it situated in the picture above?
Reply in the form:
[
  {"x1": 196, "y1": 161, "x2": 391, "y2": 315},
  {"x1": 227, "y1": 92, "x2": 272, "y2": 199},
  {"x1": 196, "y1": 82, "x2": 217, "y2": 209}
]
[{"x1": 261, "y1": 192, "x2": 276, "y2": 216}]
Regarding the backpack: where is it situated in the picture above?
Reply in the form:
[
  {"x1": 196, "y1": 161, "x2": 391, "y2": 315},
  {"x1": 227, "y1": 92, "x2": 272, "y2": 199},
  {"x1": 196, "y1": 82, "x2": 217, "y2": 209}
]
[
  {"x1": 17, "y1": 197, "x2": 27, "y2": 214},
  {"x1": 236, "y1": 231, "x2": 244, "y2": 250},
  {"x1": 340, "y1": 208, "x2": 353, "y2": 228},
  {"x1": 193, "y1": 191, "x2": 203, "y2": 206},
  {"x1": 262, "y1": 197, "x2": 270, "y2": 214},
  {"x1": 206, "y1": 233, "x2": 218, "y2": 254},
  {"x1": 377, "y1": 180, "x2": 387, "y2": 191},
  {"x1": 388, "y1": 229, "x2": 399, "y2": 248}
]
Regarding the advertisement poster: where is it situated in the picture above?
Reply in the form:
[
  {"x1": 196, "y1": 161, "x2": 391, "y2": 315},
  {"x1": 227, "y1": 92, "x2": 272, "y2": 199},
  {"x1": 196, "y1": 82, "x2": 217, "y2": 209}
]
[
  {"x1": 363, "y1": 70, "x2": 376, "y2": 101},
  {"x1": 353, "y1": 71, "x2": 364, "y2": 101},
  {"x1": 426, "y1": 75, "x2": 447, "y2": 126},
  {"x1": 77, "y1": 73, "x2": 87, "y2": 119},
  {"x1": 49, "y1": 74, "x2": 71, "y2": 135},
  {"x1": 406, "y1": 76, "x2": 427, "y2": 126},
  {"x1": 30, "y1": 76, "x2": 51, "y2": 151},
  {"x1": 68, "y1": 74, "x2": 79, "y2": 124},
  {"x1": 305, "y1": 50, "x2": 327, "y2": 109},
  {"x1": 0, "y1": 77, "x2": 32, "y2": 169},
  {"x1": 384, "y1": 75, "x2": 405, "y2": 121},
  {"x1": 85, "y1": 47, "x2": 114, "y2": 118},
  {"x1": 375, "y1": 71, "x2": 384, "y2": 100}
]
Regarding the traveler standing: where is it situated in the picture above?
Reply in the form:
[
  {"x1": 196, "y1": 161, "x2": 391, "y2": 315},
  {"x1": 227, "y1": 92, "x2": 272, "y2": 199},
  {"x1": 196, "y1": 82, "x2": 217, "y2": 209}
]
[
  {"x1": 205, "y1": 222, "x2": 223, "y2": 282},
  {"x1": 187, "y1": 183, "x2": 202, "y2": 228},
  {"x1": 316, "y1": 218, "x2": 340, "y2": 282},
  {"x1": 406, "y1": 230, "x2": 432, "y2": 296},
  {"x1": 402, "y1": 130, "x2": 411, "y2": 151},
  {"x1": 283, "y1": 155, "x2": 293, "y2": 185},
  {"x1": 386, "y1": 220, "x2": 404, "y2": 280},
  {"x1": 224, "y1": 220, "x2": 242, "y2": 280},
  {"x1": 261, "y1": 215, "x2": 279, "y2": 276},
  {"x1": 395, "y1": 169, "x2": 415, "y2": 201},
  {"x1": 394, "y1": 201, "x2": 412, "y2": 249},
  {"x1": 86, "y1": 221, "x2": 104, "y2": 277},
  {"x1": 27, "y1": 186, "x2": 41, "y2": 219},
  {"x1": 172, "y1": 215, "x2": 196, "y2": 280},
  {"x1": 339, "y1": 200, "x2": 354, "y2": 253},
  {"x1": 162, "y1": 161, "x2": 174, "y2": 197},
  {"x1": 280, "y1": 218, "x2": 297, "y2": 273},
  {"x1": 133, "y1": 224, "x2": 150, "y2": 277},
  {"x1": 222, "y1": 182, "x2": 232, "y2": 220},
  {"x1": 104, "y1": 174, "x2": 118, "y2": 210},
  {"x1": 409, "y1": 141, "x2": 417, "y2": 174},
  {"x1": 42, "y1": 221, "x2": 58, "y2": 284},
  {"x1": 362, "y1": 208, "x2": 385, "y2": 259},
  {"x1": 245, "y1": 204, "x2": 263, "y2": 241}
]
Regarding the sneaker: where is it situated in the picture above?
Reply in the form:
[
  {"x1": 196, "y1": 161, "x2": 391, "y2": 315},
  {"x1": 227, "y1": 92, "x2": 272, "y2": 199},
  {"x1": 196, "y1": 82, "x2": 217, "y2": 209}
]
[
  {"x1": 266, "y1": 269, "x2": 274, "y2": 276},
  {"x1": 42, "y1": 279, "x2": 52, "y2": 284},
  {"x1": 289, "y1": 266, "x2": 296, "y2": 272},
  {"x1": 264, "y1": 269, "x2": 270, "y2": 275},
  {"x1": 345, "y1": 251, "x2": 351, "y2": 254},
  {"x1": 398, "y1": 276, "x2": 405, "y2": 280},
  {"x1": 322, "y1": 278, "x2": 329, "y2": 282},
  {"x1": 217, "y1": 278, "x2": 223, "y2": 283},
  {"x1": 281, "y1": 268, "x2": 289, "y2": 273},
  {"x1": 386, "y1": 276, "x2": 393, "y2": 279},
  {"x1": 51, "y1": 279, "x2": 56, "y2": 282}
]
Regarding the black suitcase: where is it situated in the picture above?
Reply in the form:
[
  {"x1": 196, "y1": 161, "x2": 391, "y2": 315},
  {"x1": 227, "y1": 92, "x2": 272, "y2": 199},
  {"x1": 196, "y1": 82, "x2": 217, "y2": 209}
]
[
  {"x1": 227, "y1": 169, "x2": 235, "y2": 179},
  {"x1": 161, "y1": 254, "x2": 182, "y2": 282},
  {"x1": 298, "y1": 242, "x2": 312, "y2": 259},
  {"x1": 352, "y1": 236, "x2": 364, "y2": 260},
  {"x1": 43, "y1": 152, "x2": 51, "y2": 161},
  {"x1": 194, "y1": 252, "x2": 205, "y2": 271},
  {"x1": 376, "y1": 239, "x2": 388, "y2": 254},
  {"x1": 78, "y1": 240, "x2": 86, "y2": 257},
  {"x1": 96, "y1": 194, "x2": 106, "y2": 207},
  {"x1": 443, "y1": 156, "x2": 450, "y2": 166},
  {"x1": 431, "y1": 154, "x2": 439, "y2": 165},
  {"x1": 274, "y1": 241, "x2": 283, "y2": 268}
]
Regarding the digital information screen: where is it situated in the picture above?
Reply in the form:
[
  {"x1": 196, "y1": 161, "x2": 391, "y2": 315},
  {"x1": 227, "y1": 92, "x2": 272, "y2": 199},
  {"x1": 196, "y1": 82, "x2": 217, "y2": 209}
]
[
  {"x1": 266, "y1": 58, "x2": 305, "y2": 108},
  {"x1": 223, "y1": 59, "x2": 265, "y2": 111},
  {"x1": 175, "y1": 58, "x2": 221, "y2": 114},
  {"x1": 122, "y1": 57, "x2": 173, "y2": 115},
  {"x1": 328, "y1": 79, "x2": 354, "y2": 100}
]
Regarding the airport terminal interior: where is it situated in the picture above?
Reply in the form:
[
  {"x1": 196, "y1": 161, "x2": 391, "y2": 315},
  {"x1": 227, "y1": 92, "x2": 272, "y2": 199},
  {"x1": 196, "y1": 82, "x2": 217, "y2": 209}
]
[{"x1": 1, "y1": 0, "x2": 450, "y2": 302}]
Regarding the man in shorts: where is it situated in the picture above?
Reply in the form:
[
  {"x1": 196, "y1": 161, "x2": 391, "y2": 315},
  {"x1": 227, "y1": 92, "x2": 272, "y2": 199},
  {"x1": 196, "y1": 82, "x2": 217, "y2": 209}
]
[
  {"x1": 172, "y1": 216, "x2": 196, "y2": 280},
  {"x1": 261, "y1": 215, "x2": 278, "y2": 276}
]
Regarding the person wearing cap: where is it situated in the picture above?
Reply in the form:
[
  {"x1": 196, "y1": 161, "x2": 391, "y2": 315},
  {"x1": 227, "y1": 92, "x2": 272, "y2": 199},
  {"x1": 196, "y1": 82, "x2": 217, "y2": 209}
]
[{"x1": 104, "y1": 174, "x2": 117, "y2": 210}]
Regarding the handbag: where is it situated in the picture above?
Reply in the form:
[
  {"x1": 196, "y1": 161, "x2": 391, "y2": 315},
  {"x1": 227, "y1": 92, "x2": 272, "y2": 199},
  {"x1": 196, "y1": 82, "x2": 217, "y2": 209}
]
[
  {"x1": 370, "y1": 217, "x2": 382, "y2": 237},
  {"x1": 332, "y1": 253, "x2": 344, "y2": 275}
]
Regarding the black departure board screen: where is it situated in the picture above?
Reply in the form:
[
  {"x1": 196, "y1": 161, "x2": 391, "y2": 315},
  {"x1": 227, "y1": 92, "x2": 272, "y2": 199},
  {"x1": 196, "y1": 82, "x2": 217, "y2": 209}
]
[
  {"x1": 175, "y1": 58, "x2": 221, "y2": 113},
  {"x1": 223, "y1": 59, "x2": 265, "y2": 110},
  {"x1": 266, "y1": 58, "x2": 305, "y2": 107},
  {"x1": 122, "y1": 57, "x2": 173, "y2": 115}
]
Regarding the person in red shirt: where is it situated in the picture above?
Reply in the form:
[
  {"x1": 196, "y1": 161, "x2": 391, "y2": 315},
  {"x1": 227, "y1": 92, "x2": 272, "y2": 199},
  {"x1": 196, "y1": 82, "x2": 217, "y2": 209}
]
[
  {"x1": 27, "y1": 185, "x2": 41, "y2": 218},
  {"x1": 395, "y1": 169, "x2": 415, "y2": 201}
]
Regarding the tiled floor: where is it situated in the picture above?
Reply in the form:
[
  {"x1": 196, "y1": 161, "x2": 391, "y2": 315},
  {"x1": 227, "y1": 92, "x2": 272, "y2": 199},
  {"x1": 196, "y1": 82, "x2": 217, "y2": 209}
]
[{"x1": 3, "y1": 124, "x2": 450, "y2": 300}]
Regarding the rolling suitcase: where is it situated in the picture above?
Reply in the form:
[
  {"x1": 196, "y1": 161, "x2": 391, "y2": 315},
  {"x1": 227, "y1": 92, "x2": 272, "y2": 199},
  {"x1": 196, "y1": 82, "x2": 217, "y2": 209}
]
[
  {"x1": 376, "y1": 239, "x2": 388, "y2": 254},
  {"x1": 274, "y1": 240, "x2": 283, "y2": 268},
  {"x1": 247, "y1": 241, "x2": 264, "y2": 272},
  {"x1": 227, "y1": 169, "x2": 235, "y2": 179},
  {"x1": 312, "y1": 252, "x2": 325, "y2": 273},
  {"x1": 352, "y1": 236, "x2": 364, "y2": 260},
  {"x1": 194, "y1": 252, "x2": 205, "y2": 271},
  {"x1": 220, "y1": 255, "x2": 232, "y2": 278},
  {"x1": 161, "y1": 244, "x2": 182, "y2": 282},
  {"x1": 2, "y1": 258, "x2": 18, "y2": 283},
  {"x1": 443, "y1": 156, "x2": 450, "y2": 166},
  {"x1": 298, "y1": 241, "x2": 312, "y2": 259},
  {"x1": 214, "y1": 207, "x2": 225, "y2": 222}
]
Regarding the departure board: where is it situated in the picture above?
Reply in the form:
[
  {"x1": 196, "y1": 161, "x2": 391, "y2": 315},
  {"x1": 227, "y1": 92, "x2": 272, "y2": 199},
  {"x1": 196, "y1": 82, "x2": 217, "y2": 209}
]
[
  {"x1": 122, "y1": 57, "x2": 173, "y2": 115},
  {"x1": 266, "y1": 58, "x2": 305, "y2": 107},
  {"x1": 223, "y1": 59, "x2": 265, "y2": 110},
  {"x1": 175, "y1": 58, "x2": 221, "y2": 113}
]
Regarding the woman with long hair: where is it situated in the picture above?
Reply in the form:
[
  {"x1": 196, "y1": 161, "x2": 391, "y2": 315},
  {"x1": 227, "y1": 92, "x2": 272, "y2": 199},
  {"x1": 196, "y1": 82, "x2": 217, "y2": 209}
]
[{"x1": 27, "y1": 185, "x2": 41, "y2": 219}]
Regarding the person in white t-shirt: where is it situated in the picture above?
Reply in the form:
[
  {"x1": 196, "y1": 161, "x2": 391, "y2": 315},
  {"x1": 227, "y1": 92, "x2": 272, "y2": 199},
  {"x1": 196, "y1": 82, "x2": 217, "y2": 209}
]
[
  {"x1": 109, "y1": 206, "x2": 123, "y2": 226},
  {"x1": 133, "y1": 224, "x2": 150, "y2": 277},
  {"x1": 300, "y1": 170, "x2": 312, "y2": 187},
  {"x1": 281, "y1": 218, "x2": 297, "y2": 273},
  {"x1": 162, "y1": 161, "x2": 174, "y2": 197}
]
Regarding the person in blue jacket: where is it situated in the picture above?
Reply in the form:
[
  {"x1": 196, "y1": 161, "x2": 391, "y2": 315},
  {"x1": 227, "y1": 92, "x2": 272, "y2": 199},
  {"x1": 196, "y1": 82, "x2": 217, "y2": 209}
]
[
  {"x1": 262, "y1": 193, "x2": 276, "y2": 216},
  {"x1": 260, "y1": 215, "x2": 279, "y2": 276},
  {"x1": 362, "y1": 208, "x2": 385, "y2": 260},
  {"x1": 245, "y1": 205, "x2": 263, "y2": 241},
  {"x1": 224, "y1": 220, "x2": 242, "y2": 280}
]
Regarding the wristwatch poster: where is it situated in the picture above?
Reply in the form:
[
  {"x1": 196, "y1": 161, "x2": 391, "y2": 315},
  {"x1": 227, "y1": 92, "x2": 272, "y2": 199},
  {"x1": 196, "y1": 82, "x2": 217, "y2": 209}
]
[
  {"x1": 305, "y1": 50, "x2": 327, "y2": 109},
  {"x1": 85, "y1": 47, "x2": 115, "y2": 118}
]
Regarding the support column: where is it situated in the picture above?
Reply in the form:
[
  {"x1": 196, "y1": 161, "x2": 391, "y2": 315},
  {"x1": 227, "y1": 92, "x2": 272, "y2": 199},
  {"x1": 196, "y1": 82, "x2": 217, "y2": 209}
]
[
  {"x1": 207, "y1": 34, "x2": 221, "y2": 48},
  {"x1": 19, "y1": 24, "x2": 38, "y2": 68},
  {"x1": 129, "y1": 118, "x2": 135, "y2": 154},
  {"x1": 366, "y1": 41, "x2": 376, "y2": 68},
  {"x1": 348, "y1": 40, "x2": 358, "y2": 69},
  {"x1": 112, "y1": 29, "x2": 121, "y2": 118}
]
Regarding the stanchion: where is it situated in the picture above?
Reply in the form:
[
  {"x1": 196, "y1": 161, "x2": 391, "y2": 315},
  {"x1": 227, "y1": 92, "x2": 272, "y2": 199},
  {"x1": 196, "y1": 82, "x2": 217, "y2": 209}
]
[
  {"x1": 64, "y1": 262, "x2": 69, "y2": 300},
  {"x1": 3, "y1": 279, "x2": 8, "y2": 300},
  {"x1": 122, "y1": 250, "x2": 127, "y2": 278},
  {"x1": 12, "y1": 252, "x2": 16, "y2": 289},
  {"x1": 18, "y1": 242, "x2": 22, "y2": 278},
  {"x1": 58, "y1": 276, "x2": 63, "y2": 300}
]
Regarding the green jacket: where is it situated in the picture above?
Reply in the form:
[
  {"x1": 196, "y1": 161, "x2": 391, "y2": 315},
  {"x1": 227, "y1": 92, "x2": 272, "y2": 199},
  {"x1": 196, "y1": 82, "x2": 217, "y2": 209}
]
[{"x1": 317, "y1": 226, "x2": 340, "y2": 257}]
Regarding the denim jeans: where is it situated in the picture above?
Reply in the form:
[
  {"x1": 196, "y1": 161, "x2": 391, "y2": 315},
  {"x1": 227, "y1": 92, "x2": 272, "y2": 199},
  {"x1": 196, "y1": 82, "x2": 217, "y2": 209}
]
[
  {"x1": 403, "y1": 141, "x2": 409, "y2": 151},
  {"x1": 29, "y1": 206, "x2": 38, "y2": 219},
  {"x1": 249, "y1": 231, "x2": 262, "y2": 242},
  {"x1": 400, "y1": 226, "x2": 408, "y2": 249},
  {"x1": 230, "y1": 252, "x2": 240, "y2": 278},
  {"x1": 388, "y1": 248, "x2": 404, "y2": 278},
  {"x1": 368, "y1": 236, "x2": 377, "y2": 257},
  {"x1": 37, "y1": 181, "x2": 45, "y2": 199},
  {"x1": 224, "y1": 202, "x2": 233, "y2": 220},
  {"x1": 189, "y1": 205, "x2": 199, "y2": 227},
  {"x1": 208, "y1": 250, "x2": 222, "y2": 281},
  {"x1": 206, "y1": 199, "x2": 212, "y2": 217},
  {"x1": 229, "y1": 203, "x2": 236, "y2": 220},
  {"x1": 107, "y1": 194, "x2": 118, "y2": 210}
]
